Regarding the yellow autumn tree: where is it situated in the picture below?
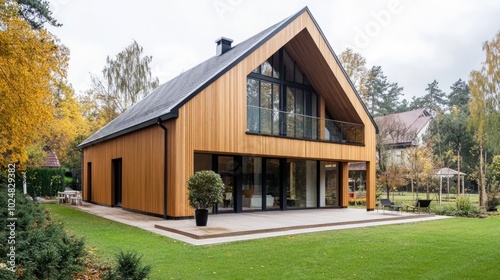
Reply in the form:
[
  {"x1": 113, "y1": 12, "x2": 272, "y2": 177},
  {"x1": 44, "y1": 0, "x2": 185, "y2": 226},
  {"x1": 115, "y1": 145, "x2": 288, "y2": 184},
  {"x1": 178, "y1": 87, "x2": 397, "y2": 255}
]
[
  {"x1": 43, "y1": 81, "x2": 90, "y2": 167},
  {"x1": 0, "y1": 1, "x2": 68, "y2": 168}
]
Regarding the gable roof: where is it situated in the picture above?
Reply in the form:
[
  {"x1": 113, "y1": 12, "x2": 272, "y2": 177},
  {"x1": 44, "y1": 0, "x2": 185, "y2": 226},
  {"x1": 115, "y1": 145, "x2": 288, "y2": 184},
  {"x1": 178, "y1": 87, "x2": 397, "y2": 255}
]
[
  {"x1": 41, "y1": 148, "x2": 61, "y2": 168},
  {"x1": 375, "y1": 108, "x2": 433, "y2": 146},
  {"x1": 78, "y1": 7, "x2": 376, "y2": 149}
]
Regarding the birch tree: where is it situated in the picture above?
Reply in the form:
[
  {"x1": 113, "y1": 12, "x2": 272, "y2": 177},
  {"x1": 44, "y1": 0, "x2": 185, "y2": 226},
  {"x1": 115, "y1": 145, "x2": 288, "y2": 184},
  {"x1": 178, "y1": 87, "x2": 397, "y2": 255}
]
[
  {"x1": 469, "y1": 31, "x2": 500, "y2": 208},
  {"x1": 86, "y1": 40, "x2": 160, "y2": 124}
]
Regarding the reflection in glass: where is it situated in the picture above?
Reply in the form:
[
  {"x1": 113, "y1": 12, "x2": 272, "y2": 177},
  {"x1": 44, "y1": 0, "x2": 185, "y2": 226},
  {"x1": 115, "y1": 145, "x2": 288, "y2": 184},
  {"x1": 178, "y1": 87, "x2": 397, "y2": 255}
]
[
  {"x1": 242, "y1": 157, "x2": 263, "y2": 210},
  {"x1": 247, "y1": 78, "x2": 259, "y2": 133},
  {"x1": 266, "y1": 159, "x2": 281, "y2": 209},
  {"x1": 287, "y1": 160, "x2": 317, "y2": 208},
  {"x1": 320, "y1": 162, "x2": 339, "y2": 207},
  {"x1": 217, "y1": 156, "x2": 235, "y2": 212}
]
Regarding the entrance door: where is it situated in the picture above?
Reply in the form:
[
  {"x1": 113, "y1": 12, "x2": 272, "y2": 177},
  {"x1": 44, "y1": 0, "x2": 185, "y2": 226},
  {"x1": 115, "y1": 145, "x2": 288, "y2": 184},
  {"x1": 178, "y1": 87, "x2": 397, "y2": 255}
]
[{"x1": 112, "y1": 158, "x2": 122, "y2": 207}]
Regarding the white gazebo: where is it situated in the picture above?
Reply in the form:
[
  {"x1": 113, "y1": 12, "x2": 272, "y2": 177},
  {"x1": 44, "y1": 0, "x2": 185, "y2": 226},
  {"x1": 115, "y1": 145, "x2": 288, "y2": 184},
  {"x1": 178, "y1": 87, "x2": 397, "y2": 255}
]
[{"x1": 435, "y1": 167, "x2": 466, "y2": 205}]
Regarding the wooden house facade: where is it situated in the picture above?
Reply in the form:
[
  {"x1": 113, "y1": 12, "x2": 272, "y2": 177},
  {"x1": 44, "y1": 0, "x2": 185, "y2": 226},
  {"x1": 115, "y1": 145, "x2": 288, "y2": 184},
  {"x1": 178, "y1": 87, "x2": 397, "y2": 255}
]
[{"x1": 78, "y1": 7, "x2": 378, "y2": 218}]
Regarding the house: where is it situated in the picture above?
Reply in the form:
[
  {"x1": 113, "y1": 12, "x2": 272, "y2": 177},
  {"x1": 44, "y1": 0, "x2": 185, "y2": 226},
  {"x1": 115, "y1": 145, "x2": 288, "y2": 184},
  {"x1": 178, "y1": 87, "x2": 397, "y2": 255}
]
[
  {"x1": 77, "y1": 7, "x2": 377, "y2": 219},
  {"x1": 374, "y1": 108, "x2": 433, "y2": 164},
  {"x1": 41, "y1": 147, "x2": 61, "y2": 168}
]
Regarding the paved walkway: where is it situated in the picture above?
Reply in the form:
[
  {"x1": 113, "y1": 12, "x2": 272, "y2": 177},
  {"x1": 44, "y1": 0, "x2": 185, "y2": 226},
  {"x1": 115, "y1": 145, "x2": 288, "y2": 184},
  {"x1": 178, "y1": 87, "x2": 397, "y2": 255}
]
[{"x1": 72, "y1": 203, "x2": 451, "y2": 246}]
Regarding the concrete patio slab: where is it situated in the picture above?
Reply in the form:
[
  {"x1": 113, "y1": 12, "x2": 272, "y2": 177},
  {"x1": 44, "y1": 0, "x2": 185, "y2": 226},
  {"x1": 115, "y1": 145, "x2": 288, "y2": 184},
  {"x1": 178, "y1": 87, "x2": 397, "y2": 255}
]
[{"x1": 71, "y1": 203, "x2": 451, "y2": 246}]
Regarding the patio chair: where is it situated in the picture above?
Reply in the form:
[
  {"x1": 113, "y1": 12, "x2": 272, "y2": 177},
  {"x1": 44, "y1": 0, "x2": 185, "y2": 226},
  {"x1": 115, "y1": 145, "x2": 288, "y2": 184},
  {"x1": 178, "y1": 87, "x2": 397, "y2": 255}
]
[
  {"x1": 379, "y1": 198, "x2": 395, "y2": 212},
  {"x1": 57, "y1": 191, "x2": 66, "y2": 204},
  {"x1": 405, "y1": 199, "x2": 432, "y2": 213},
  {"x1": 70, "y1": 191, "x2": 82, "y2": 206}
]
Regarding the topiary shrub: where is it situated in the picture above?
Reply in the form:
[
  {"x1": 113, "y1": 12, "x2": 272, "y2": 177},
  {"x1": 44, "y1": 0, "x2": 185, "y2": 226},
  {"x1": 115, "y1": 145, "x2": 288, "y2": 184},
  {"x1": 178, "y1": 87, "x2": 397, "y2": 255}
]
[
  {"x1": 104, "y1": 249, "x2": 152, "y2": 280},
  {"x1": 0, "y1": 188, "x2": 85, "y2": 279},
  {"x1": 187, "y1": 170, "x2": 224, "y2": 210}
]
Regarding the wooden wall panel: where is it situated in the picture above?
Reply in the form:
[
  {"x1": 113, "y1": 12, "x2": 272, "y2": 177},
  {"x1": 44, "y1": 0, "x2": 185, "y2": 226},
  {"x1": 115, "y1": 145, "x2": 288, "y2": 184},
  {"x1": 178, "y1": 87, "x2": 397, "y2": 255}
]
[{"x1": 82, "y1": 126, "x2": 164, "y2": 215}]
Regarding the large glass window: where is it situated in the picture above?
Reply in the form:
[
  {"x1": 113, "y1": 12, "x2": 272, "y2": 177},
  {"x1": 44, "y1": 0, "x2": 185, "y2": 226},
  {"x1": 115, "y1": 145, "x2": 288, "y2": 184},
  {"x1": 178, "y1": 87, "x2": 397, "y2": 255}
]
[
  {"x1": 217, "y1": 156, "x2": 236, "y2": 212},
  {"x1": 287, "y1": 160, "x2": 317, "y2": 208},
  {"x1": 242, "y1": 157, "x2": 263, "y2": 210},
  {"x1": 265, "y1": 159, "x2": 281, "y2": 209},
  {"x1": 320, "y1": 162, "x2": 339, "y2": 207},
  {"x1": 247, "y1": 48, "x2": 319, "y2": 140}
]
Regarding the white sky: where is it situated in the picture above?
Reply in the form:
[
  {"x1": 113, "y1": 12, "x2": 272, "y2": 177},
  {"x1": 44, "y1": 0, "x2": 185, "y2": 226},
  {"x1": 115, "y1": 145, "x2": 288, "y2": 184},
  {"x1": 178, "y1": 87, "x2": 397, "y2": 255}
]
[{"x1": 47, "y1": 0, "x2": 500, "y2": 101}]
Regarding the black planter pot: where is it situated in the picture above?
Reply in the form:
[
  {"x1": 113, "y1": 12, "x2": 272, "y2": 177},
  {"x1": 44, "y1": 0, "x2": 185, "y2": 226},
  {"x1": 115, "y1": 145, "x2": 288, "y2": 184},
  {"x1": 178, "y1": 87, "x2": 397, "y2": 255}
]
[{"x1": 195, "y1": 209, "x2": 209, "y2": 226}]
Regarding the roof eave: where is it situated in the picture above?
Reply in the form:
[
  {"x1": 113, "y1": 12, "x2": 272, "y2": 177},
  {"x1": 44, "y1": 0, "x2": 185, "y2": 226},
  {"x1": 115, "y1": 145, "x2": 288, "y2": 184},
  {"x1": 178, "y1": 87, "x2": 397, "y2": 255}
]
[{"x1": 77, "y1": 111, "x2": 179, "y2": 150}]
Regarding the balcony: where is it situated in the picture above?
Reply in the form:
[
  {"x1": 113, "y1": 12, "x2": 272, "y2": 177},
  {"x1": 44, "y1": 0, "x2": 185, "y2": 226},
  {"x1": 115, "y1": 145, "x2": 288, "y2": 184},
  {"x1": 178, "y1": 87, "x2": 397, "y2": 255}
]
[{"x1": 247, "y1": 105, "x2": 364, "y2": 145}]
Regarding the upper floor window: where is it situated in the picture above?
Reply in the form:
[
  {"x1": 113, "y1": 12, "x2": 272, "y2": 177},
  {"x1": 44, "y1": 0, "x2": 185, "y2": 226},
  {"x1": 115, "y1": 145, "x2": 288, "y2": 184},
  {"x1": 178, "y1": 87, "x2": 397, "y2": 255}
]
[
  {"x1": 247, "y1": 48, "x2": 318, "y2": 139},
  {"x1": 247, "y1": 48, "x2": 365, "y2": 145}
]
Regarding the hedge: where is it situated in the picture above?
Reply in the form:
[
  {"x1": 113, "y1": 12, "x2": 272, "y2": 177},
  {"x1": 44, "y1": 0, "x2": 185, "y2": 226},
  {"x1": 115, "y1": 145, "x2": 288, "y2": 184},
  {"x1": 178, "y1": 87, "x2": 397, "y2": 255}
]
[{"x1": 25, "y1": 168, "x2": 66, "y2": 197}]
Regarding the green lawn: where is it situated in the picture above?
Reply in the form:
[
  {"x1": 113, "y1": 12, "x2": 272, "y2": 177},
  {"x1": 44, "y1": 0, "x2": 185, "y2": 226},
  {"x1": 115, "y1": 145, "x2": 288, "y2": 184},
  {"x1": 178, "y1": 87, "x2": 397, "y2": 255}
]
[{"x1": 44, "y1": 204, "x2": 500, "y2": 280}]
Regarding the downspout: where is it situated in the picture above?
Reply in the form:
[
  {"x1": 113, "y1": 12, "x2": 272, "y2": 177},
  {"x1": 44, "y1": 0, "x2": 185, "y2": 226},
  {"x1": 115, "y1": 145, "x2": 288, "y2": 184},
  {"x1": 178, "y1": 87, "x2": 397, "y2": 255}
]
[{"x1": 157, "y1": 117, "x2": 168, "y2": 220}]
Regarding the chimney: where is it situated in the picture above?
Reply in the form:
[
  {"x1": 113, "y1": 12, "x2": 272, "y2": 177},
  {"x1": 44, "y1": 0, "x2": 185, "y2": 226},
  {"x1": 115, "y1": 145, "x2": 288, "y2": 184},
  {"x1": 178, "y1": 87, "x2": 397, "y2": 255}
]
[{"x1": 215, "y1": 37, "x2": 233, "y2": 55}]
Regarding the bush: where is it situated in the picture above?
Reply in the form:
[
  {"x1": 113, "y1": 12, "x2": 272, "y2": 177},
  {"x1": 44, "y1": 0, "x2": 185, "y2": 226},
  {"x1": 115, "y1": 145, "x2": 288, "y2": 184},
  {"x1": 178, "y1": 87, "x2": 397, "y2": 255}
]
[
  {"x1": 348, "y1": 198, "x2": 366, "y2": 206},
  {"x1": 187, "y1": 170, "x2": 224, "y2": 209},
  {"x1": 455, "y1": 195, "x2": 480, "y2": 216},
  {"x1": 433, "y1": 205, "x2": 456, "y2": 216},
  {"x1": 105, "y1": 249, "x2": 152, "y2": 280},
  {"x1": 25, "y1": 168, "x2": 66, "y2": 197},
  {"x1": 486, "y1": 182, "x2": 500, "y2": 211},
  {"x1": 0, "y1": 188, "x2": 85, "y2": 279},
  {"x1": 433, "y1": 196, "x2": 481, "y2": 217}
]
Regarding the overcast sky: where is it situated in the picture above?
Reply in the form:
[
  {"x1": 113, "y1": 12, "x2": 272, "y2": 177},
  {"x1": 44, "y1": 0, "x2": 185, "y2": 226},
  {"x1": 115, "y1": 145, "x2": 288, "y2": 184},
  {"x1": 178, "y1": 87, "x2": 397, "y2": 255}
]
[{"x1": 47, "y1": 0, "x2": 500, "y2": 101}]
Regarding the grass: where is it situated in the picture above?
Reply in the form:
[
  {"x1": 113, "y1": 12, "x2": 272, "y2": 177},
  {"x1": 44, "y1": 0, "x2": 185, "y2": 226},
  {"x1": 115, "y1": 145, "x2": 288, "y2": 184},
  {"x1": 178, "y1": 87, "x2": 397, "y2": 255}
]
[{"x1": 44, "y1": 204, "x2": 500, "y2": 280}]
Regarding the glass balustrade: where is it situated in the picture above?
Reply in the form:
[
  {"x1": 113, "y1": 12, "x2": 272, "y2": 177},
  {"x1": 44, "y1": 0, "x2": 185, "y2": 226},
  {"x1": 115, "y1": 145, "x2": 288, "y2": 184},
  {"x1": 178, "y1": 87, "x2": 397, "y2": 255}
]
[{"x1": 247, "y1": 105, "x2": 364, "y2": 145}]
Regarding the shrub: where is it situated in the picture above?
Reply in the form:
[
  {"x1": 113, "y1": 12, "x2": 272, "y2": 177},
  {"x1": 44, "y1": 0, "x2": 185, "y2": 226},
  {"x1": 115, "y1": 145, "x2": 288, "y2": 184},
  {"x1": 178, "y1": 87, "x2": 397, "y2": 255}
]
[
  {"x1": 486, "y1": 182, "x2": 500, "y2": 211},
  {"x1": 348, "y1": 198, "x2": 366, "y2": 206},
  {"x1": 0, "y1": 188, "x2": 85, "y2": 279},
  {"x1": 433, "y1": 205, "x2": 456, "y2": 216},
  {"x1": 454, "y1": 195, "x2": 481, "y2": 217},
  {"x1": 25, "y1": 168, "x2": 66, "y2": 197},
  {"x1": 105, "y1": 249, "x2": 152, "y2": 280},
  {"x1": 187, "y1": 170, "x2": 224, "y2": 209}
]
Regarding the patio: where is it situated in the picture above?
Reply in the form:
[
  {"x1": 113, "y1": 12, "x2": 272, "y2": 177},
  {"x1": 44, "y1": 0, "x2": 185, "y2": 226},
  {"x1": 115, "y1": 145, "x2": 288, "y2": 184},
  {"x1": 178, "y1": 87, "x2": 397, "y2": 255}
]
[{"x1": 72, "y1": 203, "x2": 450, "y2": 246}]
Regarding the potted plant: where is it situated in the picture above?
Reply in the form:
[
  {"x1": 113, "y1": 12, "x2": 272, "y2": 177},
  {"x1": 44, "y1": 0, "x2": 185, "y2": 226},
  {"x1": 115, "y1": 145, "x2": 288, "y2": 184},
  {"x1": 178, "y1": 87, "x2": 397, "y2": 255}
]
[{"x1": 187, "y1": 170, "x2": 224, "y2": 226}]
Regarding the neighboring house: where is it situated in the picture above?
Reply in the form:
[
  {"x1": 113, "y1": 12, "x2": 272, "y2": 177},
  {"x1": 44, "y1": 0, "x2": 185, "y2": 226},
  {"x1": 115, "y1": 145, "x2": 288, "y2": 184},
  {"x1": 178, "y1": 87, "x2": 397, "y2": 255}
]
[
  {"x1": 41, "y1": 147, "x2": 61, "y2": 168},
  {"x1": 77, "y1": 7, "x2": 377, "y2": 219},
  {"x1": 375, "y1": 108, "x2": 433, "y2": 164}
]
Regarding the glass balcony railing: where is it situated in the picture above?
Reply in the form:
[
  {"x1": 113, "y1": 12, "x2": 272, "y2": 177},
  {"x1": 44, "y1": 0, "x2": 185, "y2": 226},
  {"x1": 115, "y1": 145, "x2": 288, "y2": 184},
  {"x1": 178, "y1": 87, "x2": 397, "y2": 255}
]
[{"x1": 247, "y1": 106, "x2": 364, "y2": 145}]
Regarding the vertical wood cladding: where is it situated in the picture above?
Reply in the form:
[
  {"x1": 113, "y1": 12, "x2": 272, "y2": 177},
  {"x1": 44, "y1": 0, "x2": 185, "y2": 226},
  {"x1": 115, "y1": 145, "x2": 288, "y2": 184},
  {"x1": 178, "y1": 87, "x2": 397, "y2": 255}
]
[{"x1": 83, "y1": 125, "x2": 165, "y2": 215}]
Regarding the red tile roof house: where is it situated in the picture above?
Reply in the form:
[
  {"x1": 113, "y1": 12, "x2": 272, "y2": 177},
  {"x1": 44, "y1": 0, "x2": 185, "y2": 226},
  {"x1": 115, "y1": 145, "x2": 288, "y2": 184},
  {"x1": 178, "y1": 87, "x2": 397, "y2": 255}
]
[
  {"x1": 77, "y1": 7, "x2": 378, "y2": 219},
  {"x1": 375, "y1": 108, "x2": 433, "y2": 164}
]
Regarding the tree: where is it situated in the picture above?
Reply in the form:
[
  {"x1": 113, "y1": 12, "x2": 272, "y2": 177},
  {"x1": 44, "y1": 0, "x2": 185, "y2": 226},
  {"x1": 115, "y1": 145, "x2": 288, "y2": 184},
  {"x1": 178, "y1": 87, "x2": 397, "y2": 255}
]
[
  {"x1": 405, "y1": 145, "x2": 435, "y2": 200},
  {"x1": 424, "y1": 80, "x2": 448, "y2": 111},
  {"x1": 377, "y1": 163, "x2": 408, "y2": 199},
  {"x1": 44, "y1": 81, "x2": 89, "y2": 168},
  {"x1": 338, "y1": 48, "x2": 368, "y2": 99},
  {"x1": 469, "y1": 31, "x2": 500, "y2": 207},
  {"x1": 364, "y1": 66, "x2": 403, "y2": 117},
  {"x1": 408, "y1": 80, "x2": 448, "y2": 112},
  {"x1": 448, "y1": 79, "x2": 470, "y2": 112},
  {"x1": 429, "y1": 106, "x2": 474, "y2": 176},
  {"x1": 15, "y1": 0, "x2": 61, "y2": 29},
  {"x1": 0, "y1": 1, "x2": 68, "y2": 168},
  {"x1": 86, "y1": 40, "x2": 160, "y2": 125}
]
